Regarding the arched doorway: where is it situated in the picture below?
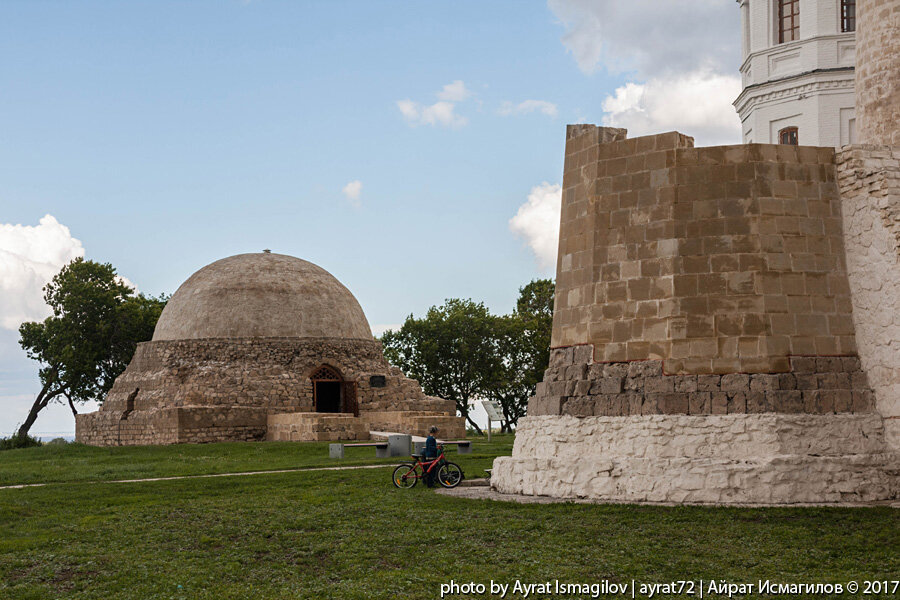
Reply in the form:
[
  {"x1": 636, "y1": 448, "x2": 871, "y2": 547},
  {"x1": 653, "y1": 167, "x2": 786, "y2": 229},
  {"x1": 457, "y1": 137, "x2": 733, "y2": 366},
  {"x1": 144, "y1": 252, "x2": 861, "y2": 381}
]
[{"x1": 309, "y1": 365, "x2": 358, "y2": 415}]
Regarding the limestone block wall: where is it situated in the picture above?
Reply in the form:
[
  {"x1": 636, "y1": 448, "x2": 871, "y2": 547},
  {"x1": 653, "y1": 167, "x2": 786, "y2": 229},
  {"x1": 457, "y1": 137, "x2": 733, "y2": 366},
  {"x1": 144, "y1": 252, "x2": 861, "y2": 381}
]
[
  {"x1": 554, "y1": 126, "x2": 855, "y2": 375},
  {"x1": 76, "y1": 337, "x2": 458, "y2": 445},
  {"x1": 266, "y1": 413, "x2": 369, "y2": 442},
  {"x1": 855, "y1": 0, "x2": 899, "y2": 145},
  {"x1": 837, "y1": 144, "x2": 900, "y2": 447}
]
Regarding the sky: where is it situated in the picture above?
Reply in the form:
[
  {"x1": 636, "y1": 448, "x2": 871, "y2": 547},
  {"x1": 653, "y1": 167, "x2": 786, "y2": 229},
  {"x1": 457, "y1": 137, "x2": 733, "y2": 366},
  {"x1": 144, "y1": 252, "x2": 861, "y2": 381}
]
[{"x1": 0, "y1": 0, "x2": 742, "y2": 437}]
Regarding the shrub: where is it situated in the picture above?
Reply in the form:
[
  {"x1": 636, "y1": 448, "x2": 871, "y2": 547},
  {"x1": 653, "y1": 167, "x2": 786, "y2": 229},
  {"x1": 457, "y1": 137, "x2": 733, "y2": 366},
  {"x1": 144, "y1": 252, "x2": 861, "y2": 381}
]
[
  {"x1": 0, "y1": 434, "x2": 43, "y2": 451},
  {"x1": 46, "y1": 437, "x2": 69, "y2": 446}
]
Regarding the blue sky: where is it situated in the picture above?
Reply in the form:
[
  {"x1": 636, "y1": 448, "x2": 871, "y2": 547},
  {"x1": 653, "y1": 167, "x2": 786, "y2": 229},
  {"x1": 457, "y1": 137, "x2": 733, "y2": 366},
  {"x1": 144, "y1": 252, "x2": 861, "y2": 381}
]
[{"x1": 0, "y1": 0, "x2": 741, "y2": 436}]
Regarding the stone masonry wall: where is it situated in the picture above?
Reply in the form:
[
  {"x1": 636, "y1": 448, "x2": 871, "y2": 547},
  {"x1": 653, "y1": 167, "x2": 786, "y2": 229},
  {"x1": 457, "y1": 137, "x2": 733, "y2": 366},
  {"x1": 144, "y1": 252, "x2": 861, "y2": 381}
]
[
  {"x1": 76, "y1": 337, "x2": 458, "y2": 445},
  {"x1": 529, "y1": 346, "x2": 874, "y2": 417},
  {"x1": 837, "y1": 144, "x2": 900, "y2": 447},
  {"x1": 855, "y1": 0, "x2": 899, "y2": 145},
  {"x1": 96, "y1": 337, "x2": 453, "y2": 416},
  {"x1": 491, "y1": 414, "x2": 899, "y2": 503},
  {"x1": 554, "y1": 126, "x2": 856, "y2": 375}
]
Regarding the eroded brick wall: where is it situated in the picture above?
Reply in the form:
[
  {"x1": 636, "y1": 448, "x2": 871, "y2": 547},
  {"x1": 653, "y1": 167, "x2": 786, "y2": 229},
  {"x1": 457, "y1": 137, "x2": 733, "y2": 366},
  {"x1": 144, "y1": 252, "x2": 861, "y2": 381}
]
[
  {"x1": 76, "y1": 337, "x2": 456, "y2": 445},
  {"x1": 856, "y1": 0, "x2": 900, "y2": 145},
  {"x1": 553, "y1": 126, "x2": 856, "y2": 375},
  {"x1": 838, "y1": 144, "x2": 900, "y2": 447}
]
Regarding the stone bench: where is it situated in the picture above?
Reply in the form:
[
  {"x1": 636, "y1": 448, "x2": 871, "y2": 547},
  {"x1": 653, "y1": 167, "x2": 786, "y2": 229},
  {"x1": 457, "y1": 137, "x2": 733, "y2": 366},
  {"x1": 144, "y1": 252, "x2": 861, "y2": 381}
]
[
  {"x1": 412, "y1": 440, "x2": 472, "y2": 455},
  {"x1": 329, "y1": 441, "x2": 389, "y2": 459}
]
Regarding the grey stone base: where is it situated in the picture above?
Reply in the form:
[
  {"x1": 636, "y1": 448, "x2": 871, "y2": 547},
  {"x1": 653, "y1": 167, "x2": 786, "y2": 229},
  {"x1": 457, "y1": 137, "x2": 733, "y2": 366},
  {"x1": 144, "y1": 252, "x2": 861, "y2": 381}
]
[
  {"x1": 491, "y1": 414, "x2": 900, "y2": 504},
  {"x1": 530, "y1": 350, "x2": 875, "y2": 417}
]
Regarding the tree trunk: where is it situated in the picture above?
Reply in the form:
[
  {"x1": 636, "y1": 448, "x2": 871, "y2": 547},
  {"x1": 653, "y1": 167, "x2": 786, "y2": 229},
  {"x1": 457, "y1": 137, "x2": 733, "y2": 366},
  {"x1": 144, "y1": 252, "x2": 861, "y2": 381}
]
[
  {"x1": 66, "y1": 394, "x2": 78, "y2": 416},
  {"x1": 464, "y1": 411, "x2": 483, "y2": 435},
  {"x1": 457, "y1": 400, "x2": 483, "y2": 435},
  {"x1": 15, "y1": 380, "x2": 62, "y2": 441}
]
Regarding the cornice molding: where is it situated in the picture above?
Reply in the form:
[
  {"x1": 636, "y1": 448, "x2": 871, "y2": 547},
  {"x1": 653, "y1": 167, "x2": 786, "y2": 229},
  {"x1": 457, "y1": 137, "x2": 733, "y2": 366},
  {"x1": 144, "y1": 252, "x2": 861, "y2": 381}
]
[{"x1": 734, "y1": 71, "x2": 855, "y2": 113}]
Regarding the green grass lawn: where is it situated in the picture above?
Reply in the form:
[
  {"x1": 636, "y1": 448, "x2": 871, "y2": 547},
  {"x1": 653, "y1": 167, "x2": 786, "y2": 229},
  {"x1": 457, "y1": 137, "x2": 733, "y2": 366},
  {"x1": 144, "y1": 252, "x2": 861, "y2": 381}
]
[
  {"x1": 1, "y1": 436, "x2": 897, "y2": 599},
  {"x1": 0, "y1": 435, "x2": 514, "y2": 486}
]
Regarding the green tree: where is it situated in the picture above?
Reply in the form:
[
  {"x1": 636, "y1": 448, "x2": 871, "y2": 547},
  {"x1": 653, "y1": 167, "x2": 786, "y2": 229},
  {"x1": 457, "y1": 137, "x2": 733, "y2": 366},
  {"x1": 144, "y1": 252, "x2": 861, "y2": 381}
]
[
  {"x1": 14, "y1": 258, "x2": 166, "y2": 442},
  {"x1": 486, "y1": 279, "x2": 555, "y2": 431},
  {"x1": 381, "y1": 299, "x2": 499, "y2": 434}
]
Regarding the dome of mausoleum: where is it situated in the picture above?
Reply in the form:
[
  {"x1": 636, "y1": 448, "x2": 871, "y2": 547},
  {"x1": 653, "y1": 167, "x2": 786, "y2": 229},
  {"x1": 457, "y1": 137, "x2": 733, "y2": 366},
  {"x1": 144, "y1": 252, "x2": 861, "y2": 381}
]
[{"x1": 152, "y1": 253, "x2": 373, "y2": 341}]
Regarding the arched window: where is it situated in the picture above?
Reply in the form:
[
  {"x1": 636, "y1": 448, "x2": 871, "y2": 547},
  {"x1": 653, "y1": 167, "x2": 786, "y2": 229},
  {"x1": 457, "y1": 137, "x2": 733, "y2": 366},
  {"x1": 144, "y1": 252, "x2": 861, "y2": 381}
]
[
  {"x1": 779, "y1": 127, "x2": 799, "y2": 145},
  {"x1": 841, "y1": 0, "x2": 856, "y2": 32},
  {"x1": 778, "y1": 0, "x2": 800, "y2": 43}
]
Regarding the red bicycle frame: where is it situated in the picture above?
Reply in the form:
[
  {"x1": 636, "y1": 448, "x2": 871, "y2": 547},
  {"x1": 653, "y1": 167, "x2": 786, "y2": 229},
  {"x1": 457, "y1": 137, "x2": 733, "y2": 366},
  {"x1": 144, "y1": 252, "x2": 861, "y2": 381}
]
[{"x1": 402, "y1": 445, "x2": 446, "y2": 480}]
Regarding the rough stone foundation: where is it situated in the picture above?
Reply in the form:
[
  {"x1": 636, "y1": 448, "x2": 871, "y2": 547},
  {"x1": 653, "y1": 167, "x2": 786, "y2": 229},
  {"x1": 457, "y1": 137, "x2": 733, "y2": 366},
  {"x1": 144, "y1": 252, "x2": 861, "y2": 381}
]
[
  {"x1": 492, "y1": 414, "x2": 900, "y2": 504},
  {"x1": 530, "y1": 348, "x2": 875, "y2": 417},
  {"x1": 837, "y1": 144, "x2": 900, "y2": 447},
  {"x1": 76, "y1": 337, "x2": 462, "y2": 445}
]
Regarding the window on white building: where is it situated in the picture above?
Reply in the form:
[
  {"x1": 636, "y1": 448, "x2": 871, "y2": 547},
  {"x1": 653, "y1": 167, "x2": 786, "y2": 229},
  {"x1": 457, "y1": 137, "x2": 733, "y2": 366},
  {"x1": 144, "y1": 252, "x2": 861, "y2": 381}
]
[
  {"x1": 778, "y1": 0, "x2": 800, "y2": 43},
  {"x1": 779, "y1": 127, "x2": 799, "y2": 145},
  {"x1": 841, "y1": 0, "x2": 856, "y2": 32}
]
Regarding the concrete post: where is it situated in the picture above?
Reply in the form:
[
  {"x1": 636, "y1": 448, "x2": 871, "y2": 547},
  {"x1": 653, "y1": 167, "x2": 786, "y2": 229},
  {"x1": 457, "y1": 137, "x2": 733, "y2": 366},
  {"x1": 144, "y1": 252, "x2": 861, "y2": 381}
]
[
  {"x1": 329, "y1": 443, "x2": 344, "y2": 459},
  {"x1": 388, "y1": 434, "x2": 411, "y2": 457}
]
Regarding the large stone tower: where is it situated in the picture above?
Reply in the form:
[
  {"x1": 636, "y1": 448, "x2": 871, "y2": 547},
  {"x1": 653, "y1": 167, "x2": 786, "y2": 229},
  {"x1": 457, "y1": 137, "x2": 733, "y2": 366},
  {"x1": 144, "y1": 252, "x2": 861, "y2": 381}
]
[
  {"x1": 491, "y1": 0, "x2": 899, "y2": 503},
  {"x1": 734, "y1": 0, "x2": 857, "y2": 147}
]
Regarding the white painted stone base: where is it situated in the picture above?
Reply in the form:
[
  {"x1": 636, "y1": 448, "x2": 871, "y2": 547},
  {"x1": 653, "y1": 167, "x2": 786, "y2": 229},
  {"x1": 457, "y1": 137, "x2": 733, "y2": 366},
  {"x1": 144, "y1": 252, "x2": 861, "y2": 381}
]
[{"x1": 492, "y1": 415, "x2": 900, "y2": 504}]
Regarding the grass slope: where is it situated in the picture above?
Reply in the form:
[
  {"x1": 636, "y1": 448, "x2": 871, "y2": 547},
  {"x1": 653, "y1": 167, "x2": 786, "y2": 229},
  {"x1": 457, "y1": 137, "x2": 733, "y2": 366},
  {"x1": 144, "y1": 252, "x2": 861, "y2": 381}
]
[
  {"x1": 0, "y1": 436, "x2": 513, "y2": 486},
  {"x1": 1, "y1": 436, "x2": 897, "y2": 599}
]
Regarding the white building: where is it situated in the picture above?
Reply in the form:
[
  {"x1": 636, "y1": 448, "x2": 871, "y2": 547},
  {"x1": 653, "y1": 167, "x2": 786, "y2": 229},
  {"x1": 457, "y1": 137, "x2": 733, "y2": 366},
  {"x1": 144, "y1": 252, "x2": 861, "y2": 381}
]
[{"x1": 734, "y1": 0, "x2": 857, "y2": 147}]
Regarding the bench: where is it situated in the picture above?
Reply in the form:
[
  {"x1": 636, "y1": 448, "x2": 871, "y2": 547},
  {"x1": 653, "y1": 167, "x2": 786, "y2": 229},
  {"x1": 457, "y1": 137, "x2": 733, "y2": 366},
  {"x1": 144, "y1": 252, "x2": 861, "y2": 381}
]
[
  {"x1": 329, "y1": 442, "x2": 389, "y2": 459},
  {"x1": 413, "y1": 440, "x2": 472, "y2": 455}
]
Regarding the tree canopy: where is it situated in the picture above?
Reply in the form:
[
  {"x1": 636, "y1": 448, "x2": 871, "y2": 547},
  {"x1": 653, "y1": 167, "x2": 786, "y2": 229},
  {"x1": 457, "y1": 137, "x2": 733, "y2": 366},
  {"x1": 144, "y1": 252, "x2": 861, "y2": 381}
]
[
  {"x1": 14, "y1": 258, "x2": 166, "y2": 442},
  {"x1": 380, "y1": 279, "x2": 554, "y2": 434}
]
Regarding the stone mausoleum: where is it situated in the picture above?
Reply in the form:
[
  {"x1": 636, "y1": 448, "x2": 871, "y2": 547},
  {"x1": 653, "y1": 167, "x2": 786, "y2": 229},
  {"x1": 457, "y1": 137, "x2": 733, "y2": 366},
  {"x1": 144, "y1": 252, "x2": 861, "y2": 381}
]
[
  {"x1": 492, "y1": 0, "x2": 899, "y2": 504},
  {"x1": 76, "y1": 252, "x2": 464, "y2": 445}
]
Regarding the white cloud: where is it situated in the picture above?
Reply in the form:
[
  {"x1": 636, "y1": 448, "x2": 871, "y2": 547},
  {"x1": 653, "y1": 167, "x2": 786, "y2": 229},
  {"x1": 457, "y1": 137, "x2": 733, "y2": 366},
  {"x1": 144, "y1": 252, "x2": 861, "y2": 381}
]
[
  {"x1": 0, "y1": 214, "x2": 84, "y2": 330},
  {"x1": 371, "y1": 323, "x2": 401, "y2": 338},
  {"x1": 342, "y1": 180, "x2": 363, "y2": 207},
  {"x1": 547, "y1": 0, "x2": 738, "y2": 79},
  {"x1": 397, "y1": 81, "x2": 471, "y2": 128},
  {"x1": 601, "y1": 70, "x2": 742, "y2": 146},
  {"x1": 547, "y1": 0, "x2": 742, "y2": 146},
  {"x1": 499, "y1": 100, "x2": 558, "y2": 118},
  {"x1": 397, "y1": 99, "x2": 467, "y2": 128},
  {"x1": 509, "y1": 183, "x2": 561, "y2": 271},
  {"x1": 436, "y1": 80, "x2": 471, "y2": 102}
]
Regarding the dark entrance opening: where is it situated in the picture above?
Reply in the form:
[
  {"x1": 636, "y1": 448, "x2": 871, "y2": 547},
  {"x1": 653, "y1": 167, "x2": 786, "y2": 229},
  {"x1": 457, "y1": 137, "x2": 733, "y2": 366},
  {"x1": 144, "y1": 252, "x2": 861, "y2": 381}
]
[
  {"x1": 311, "y1": 365, "x2": 343, "y2": 413},
  {"x1": 314, "y1": 381, "x2": 342, "y2": 413}
]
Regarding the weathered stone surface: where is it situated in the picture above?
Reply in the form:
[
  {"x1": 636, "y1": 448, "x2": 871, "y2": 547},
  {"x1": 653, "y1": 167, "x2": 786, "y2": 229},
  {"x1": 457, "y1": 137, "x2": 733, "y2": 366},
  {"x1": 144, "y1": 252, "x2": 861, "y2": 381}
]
[
  {"x1": 526, "y1": 352, "x2": 875, "y2": 417},
  {"x1": 837, "y1": 144, "x2": 900, "y2": 448},
  {"x1": 491, "y1": 415, "x2": 900, "y2": 504},
  {"x1": 76, "y1": 253, "x2": 465, "y2": 445},
  {"x1": 551, "y1": 126, "x2": 858, "y2": 373}
]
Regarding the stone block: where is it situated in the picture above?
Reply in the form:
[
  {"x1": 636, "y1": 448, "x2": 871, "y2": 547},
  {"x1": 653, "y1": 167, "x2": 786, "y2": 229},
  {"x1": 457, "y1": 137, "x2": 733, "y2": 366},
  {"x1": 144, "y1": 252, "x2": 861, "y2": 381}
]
[
  {"x1": 697, "y1": 375, "x2": 722, "y2": 391},
  {"x1": 329, "y1": 443, "x2": 344, "y2": 459},
  {"x1": 721, "y1": 374, "x2": 750, "y2": 392},
  {"x1": 573, "y1": 344, "x2": 594, "y2": 364},
  {"x1": 562, "y1": 397, "x2": 595, "y2": 417},
  {"x1": 750, "y1": 374, "x2": 779, "y2": 392},
  {"x1": 600, "y1": 377, "x2": 624, "y2": 394},
  {"x1": 645, "y1": 376, "x2": 675, "y2": 393},
  {"x1": 727, "y1": 392, "x2": 747, "y2": 414}
]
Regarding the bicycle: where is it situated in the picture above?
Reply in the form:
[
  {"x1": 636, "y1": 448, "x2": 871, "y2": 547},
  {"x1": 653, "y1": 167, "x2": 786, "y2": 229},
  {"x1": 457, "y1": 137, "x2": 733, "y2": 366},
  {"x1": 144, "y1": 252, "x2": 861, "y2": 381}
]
[{"x1": 392, "y1": 444, "x2": 464, "y2": 489}]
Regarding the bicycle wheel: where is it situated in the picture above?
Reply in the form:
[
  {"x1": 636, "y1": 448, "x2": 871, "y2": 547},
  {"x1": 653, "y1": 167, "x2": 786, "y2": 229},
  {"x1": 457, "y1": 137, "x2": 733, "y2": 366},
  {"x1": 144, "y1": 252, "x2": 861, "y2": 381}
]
[
  {"x1": 437, "y1": 462, "x2": 463, "y2": 488},
  {"x1": 392, "y1": 463, "x2": 418, "y2": 489}
]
